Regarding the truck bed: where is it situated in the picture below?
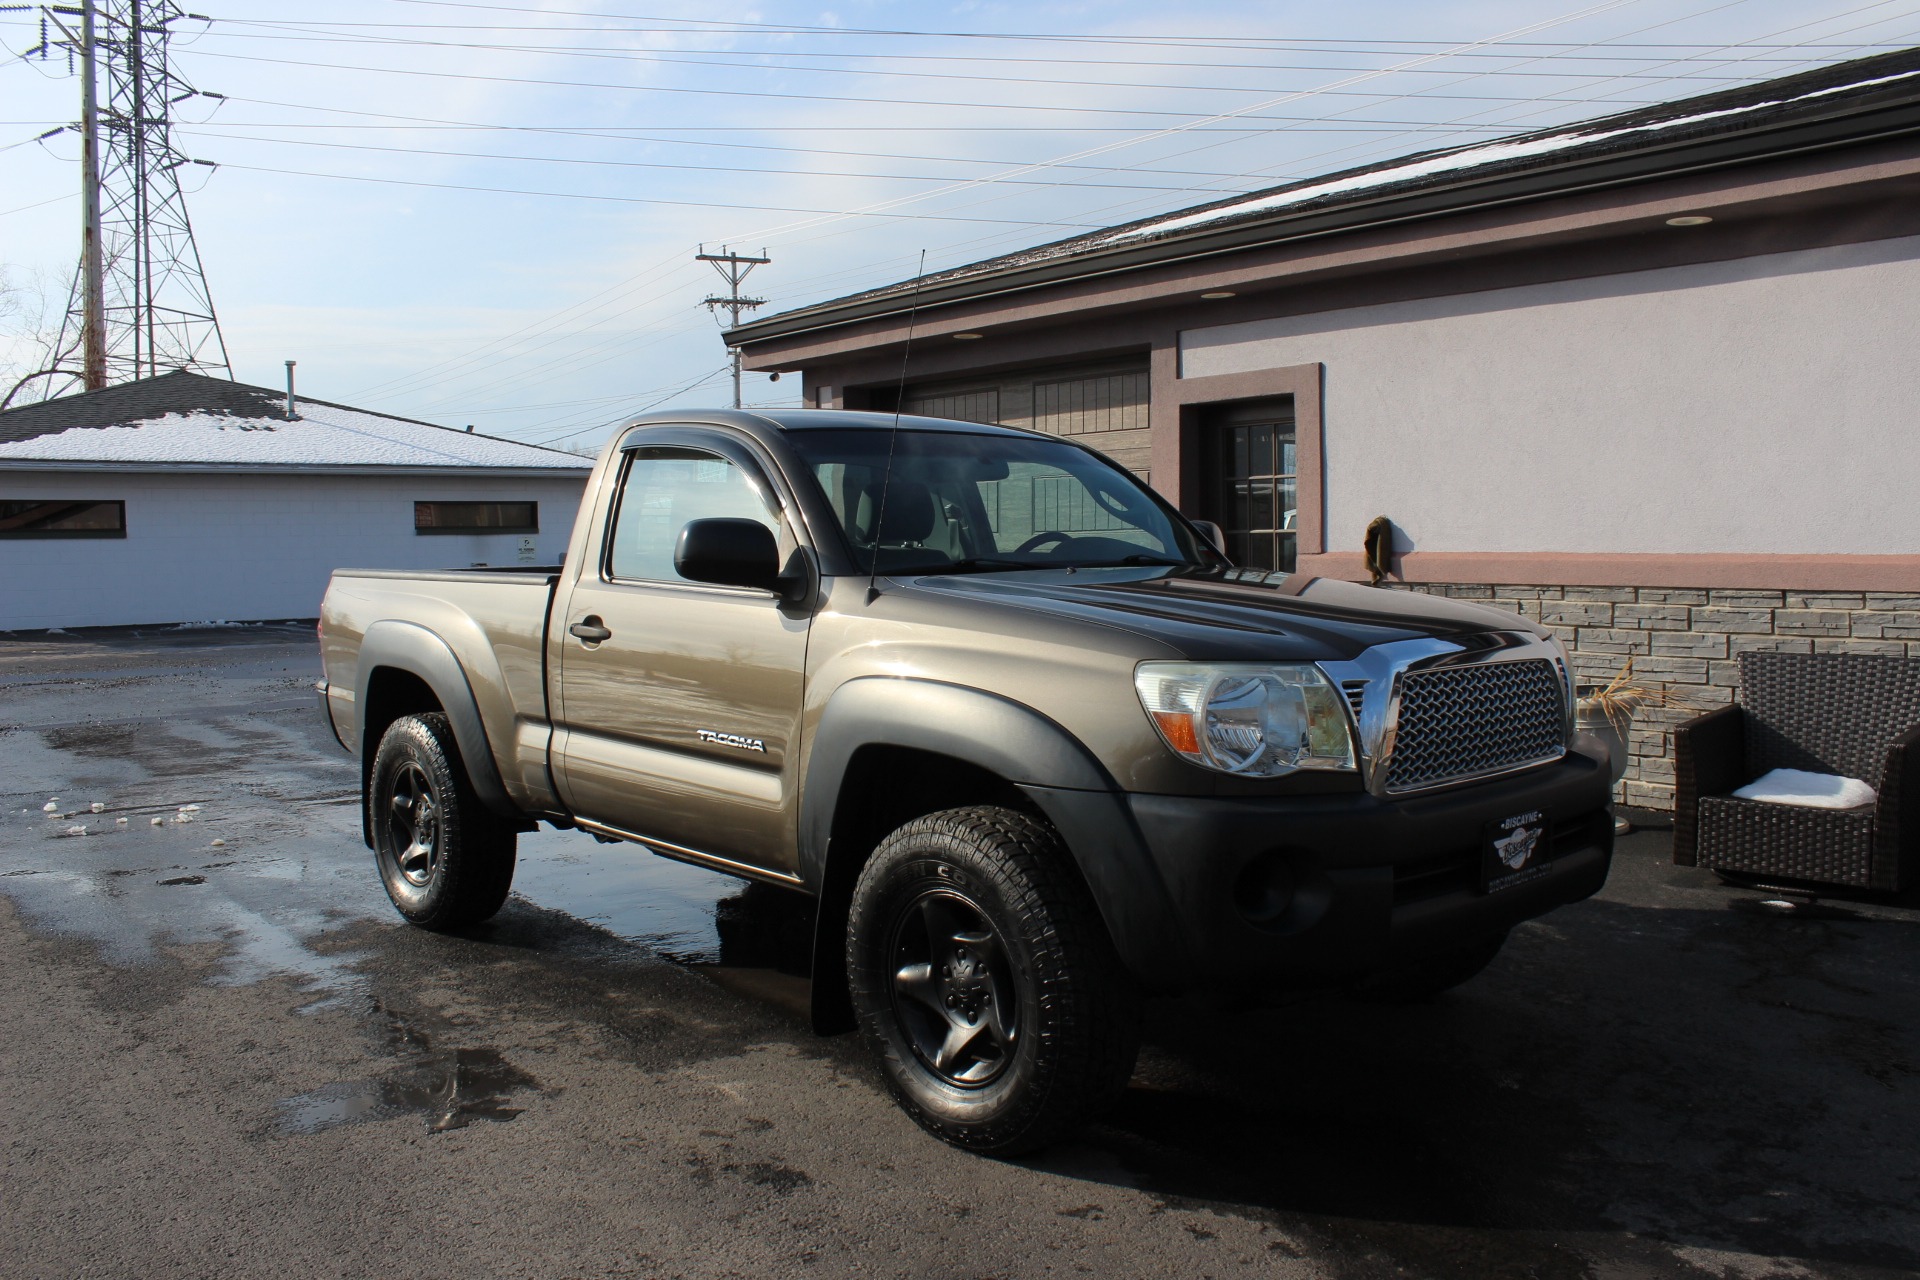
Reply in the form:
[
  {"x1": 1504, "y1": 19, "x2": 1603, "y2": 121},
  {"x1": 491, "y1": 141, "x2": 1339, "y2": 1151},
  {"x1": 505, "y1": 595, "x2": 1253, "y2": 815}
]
[{"x1": 320, "y1": 566, "x2": 564, "y2": 815}]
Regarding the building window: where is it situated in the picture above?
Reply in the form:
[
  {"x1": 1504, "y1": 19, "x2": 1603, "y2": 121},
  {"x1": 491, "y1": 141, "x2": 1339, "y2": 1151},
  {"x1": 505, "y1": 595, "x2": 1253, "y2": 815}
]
[
  {"x1": 0, "y1": 499, "x2": 126, "y2": 538},
  {"x1": 1032, "y1": 371, "x2": 1148, "y2": 437},
  {"x1": 903, "y1": 387, "x2": 1001, "y2": 424},
  {"x1": 414, "y1": 501, "x2": 538, "y2": 534},
  {"x1": 1200, "y1": 400, "x2": 1296, "y2": 572}
]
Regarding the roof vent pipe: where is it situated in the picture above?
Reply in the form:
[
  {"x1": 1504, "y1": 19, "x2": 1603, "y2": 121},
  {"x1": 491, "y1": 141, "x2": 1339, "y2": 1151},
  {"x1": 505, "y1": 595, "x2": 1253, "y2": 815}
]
[{"x1": 284, "y1": 360, "x2": 297, "y2": 420}]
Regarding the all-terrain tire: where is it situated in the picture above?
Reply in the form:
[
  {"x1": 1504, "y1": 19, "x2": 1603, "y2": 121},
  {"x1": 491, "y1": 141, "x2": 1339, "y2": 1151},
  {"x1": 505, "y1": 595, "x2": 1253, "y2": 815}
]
[
  {"x1": 368, "y1": 712, "x2": 517, "y2": 931},
  {"x1": 846, "y1": 805, "x2": 1141, "y2": 1155},
  {"x1": 1347, "y1": 930, "x2": 1509, "y2": 1005}
]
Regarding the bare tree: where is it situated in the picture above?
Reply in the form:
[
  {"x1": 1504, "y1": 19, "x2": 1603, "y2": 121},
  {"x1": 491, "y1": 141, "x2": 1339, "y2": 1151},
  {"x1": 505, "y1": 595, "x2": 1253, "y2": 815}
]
[{"x1": 0, "y1": 265, "x2": 79, "y2": 409}]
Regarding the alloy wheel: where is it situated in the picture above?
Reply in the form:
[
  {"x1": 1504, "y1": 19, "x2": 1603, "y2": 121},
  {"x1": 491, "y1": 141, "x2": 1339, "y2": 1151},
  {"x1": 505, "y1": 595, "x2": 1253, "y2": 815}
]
[
  {"x1": 385, "y1": 760, "x2": 441, "y2": 888},
  {"x1": 888, "y1": 888, "x2": 1017, "y2": 1087}
]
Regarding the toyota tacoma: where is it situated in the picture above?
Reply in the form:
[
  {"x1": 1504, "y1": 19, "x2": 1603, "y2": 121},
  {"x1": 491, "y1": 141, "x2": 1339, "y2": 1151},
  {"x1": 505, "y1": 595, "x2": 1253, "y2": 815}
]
[{"x1": 317, "y1": 408, "x2": 1613, "y2": 1154}]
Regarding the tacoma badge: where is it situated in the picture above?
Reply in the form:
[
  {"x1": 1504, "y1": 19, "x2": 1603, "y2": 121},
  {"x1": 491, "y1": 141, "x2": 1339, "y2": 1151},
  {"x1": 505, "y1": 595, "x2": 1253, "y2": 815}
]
[{"x1": 697, "y1": 729, "x2": 767, "y2": 753}]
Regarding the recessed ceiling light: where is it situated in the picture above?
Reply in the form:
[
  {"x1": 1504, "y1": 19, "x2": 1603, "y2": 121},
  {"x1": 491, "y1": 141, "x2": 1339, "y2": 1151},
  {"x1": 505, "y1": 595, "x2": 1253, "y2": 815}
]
[
  {"x1": 1665, "y1": 215, "x2": 1714, "y2": 227},
  {"x1": 1200, "y1": 290, "x2": 1237, "y2": 299},
  {"x1": 952, "y1": 332, "x2": 984, "y2": 340}
]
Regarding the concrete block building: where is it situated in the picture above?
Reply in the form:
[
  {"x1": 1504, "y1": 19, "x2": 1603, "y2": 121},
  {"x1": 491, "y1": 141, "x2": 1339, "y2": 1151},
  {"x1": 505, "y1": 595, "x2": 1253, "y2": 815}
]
[
  {"x1": 727, "y1": 49, "x2": 1920, "y2": 811},
  {"x1": 0, "y1": 372, "x2": 590, "y2": 631}
]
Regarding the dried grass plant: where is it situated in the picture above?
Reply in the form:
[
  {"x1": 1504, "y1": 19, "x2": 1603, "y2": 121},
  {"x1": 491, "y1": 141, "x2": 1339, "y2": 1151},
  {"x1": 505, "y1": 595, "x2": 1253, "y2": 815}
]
[{"x1": 1576, "y1": 657, "x2": 1707, "y2": 728}]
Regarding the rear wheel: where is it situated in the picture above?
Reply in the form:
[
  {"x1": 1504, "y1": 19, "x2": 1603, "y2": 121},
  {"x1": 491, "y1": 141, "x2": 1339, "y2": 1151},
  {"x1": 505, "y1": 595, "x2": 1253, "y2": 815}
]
[
  {"x1": 846, "y1": 806, "x2": 1140, "y2": 1155},
  {"x1": 369, "y1": 712, "x2": 516, "y2": 930}
]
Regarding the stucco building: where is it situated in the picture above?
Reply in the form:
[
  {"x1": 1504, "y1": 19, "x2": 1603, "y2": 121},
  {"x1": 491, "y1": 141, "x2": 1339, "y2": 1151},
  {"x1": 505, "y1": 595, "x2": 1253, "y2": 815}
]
[
  {"x1": 728, "y1": 49, "x2": 1920, "y2": 811},
  {"x1": 0, "y1": 371, "x2": 589, "y2": 631}
]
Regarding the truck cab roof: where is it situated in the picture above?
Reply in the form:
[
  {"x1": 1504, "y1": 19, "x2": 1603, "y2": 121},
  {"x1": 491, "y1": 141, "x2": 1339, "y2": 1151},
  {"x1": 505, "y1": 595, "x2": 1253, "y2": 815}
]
[{"x1": 618, "y1": 407, "x2": 1047, "y2": 439}]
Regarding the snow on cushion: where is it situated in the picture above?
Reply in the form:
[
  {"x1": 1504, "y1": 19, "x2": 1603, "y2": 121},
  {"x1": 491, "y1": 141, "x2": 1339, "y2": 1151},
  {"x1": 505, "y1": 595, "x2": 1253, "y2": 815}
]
[{"x1": 1732, "y1": 767, "x2": 1877, "y2": 810}]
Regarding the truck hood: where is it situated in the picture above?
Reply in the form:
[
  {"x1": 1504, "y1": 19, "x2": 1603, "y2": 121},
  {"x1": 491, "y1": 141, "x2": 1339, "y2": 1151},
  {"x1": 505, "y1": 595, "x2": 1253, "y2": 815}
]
[{"x1": 900, "y1": 567, "x2": 1543, "y2": 662}]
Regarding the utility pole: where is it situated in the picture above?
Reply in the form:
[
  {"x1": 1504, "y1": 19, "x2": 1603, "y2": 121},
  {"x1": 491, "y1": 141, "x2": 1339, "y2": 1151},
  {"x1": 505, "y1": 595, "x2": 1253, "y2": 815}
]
[
  {"x1": 77, "y1": 0, "x2": 104, "y2": 388},
  {"x1": 697, "y1": 246, "x2": 768, "y2": 410}
]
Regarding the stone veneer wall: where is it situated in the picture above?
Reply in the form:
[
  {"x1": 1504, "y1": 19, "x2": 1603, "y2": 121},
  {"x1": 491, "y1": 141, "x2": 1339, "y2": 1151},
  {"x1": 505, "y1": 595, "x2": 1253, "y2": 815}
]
[{"x1": 1396, "y1": 585, "x2": 1920, "y2": 811}]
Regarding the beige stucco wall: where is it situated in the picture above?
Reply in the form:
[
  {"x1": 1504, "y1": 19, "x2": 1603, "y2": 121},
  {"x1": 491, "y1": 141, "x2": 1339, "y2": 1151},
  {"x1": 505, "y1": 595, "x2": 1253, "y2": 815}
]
[{"x1": 1179, "y1": 234, "x2": 1920, "y2": 558}]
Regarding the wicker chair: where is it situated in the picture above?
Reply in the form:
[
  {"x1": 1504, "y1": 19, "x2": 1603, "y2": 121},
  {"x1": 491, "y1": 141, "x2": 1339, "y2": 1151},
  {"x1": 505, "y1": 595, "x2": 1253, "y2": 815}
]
[{"x1": 1674, "y1": 651, "x2": 1920, "y2": 891}]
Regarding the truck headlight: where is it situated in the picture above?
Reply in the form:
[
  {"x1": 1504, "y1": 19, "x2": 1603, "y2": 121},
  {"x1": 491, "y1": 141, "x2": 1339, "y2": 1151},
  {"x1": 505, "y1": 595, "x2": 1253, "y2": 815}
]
[{"x1": 1134, "y1": 662, "x2": 1357, "y2": 776}]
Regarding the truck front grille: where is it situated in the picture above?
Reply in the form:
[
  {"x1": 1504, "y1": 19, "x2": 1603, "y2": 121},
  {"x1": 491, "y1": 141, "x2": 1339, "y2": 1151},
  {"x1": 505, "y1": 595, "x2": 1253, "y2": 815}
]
[{"x1": 1384, "y1": 659, "x2": 1566, "y2": 794}]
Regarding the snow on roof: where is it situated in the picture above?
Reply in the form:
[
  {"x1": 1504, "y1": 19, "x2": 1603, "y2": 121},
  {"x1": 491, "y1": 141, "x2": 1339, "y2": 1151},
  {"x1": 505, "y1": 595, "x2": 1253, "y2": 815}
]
[
  {"x1": 736, "y1": 47, "x2": 1920, "y2": 333},
  {"x1": 0, "y1": 372, "x2": 588, "y2": 471},
  {"x1": 1089, "y1": 64, "x2": 1920, "y2": 248}
]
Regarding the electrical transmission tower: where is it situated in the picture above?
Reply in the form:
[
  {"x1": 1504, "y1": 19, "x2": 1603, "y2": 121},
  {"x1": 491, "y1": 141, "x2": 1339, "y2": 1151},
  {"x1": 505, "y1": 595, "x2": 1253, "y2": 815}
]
[
  {"x1": 10, "y1": 0, "x2": 230, "y2": 407},
  {"x1": 697, "y1": 246, "x2": 768, "y2": 410}
]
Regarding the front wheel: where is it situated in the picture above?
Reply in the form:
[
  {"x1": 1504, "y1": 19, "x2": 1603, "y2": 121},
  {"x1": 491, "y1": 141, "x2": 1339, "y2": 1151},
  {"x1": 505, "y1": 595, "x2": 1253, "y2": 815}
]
[
  {"x1": 846, "y1": 806, "x2": 1141, "y2": 1155},
  {"x1": 368, "y1": 712, "x2": 517, "y2": 931}
]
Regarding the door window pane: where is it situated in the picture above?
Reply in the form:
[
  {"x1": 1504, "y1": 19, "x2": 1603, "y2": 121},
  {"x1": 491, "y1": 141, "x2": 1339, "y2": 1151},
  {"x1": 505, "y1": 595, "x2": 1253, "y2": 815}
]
[
  {"x1": 1202, "y1": 407, "x2": 1297, "y2": 573},
  {"x1": 607, "y1": 447, "x2": 781, "y2": 583}
]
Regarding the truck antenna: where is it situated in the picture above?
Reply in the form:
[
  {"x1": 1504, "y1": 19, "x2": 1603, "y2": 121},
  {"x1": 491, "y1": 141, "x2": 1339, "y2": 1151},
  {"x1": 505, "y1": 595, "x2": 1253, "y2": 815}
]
[{"x1": 867, "y1": 249, "x2": 929, "y2": 606}]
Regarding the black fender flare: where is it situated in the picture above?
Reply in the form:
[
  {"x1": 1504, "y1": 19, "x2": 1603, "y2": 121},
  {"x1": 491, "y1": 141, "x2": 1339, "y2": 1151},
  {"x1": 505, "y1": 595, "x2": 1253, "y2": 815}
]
[
  {"x1": 801, "y1": 677, "x2": 1190, "y2": 1031},
  {"x1": 353, "y1": 620, "x2": 523, "y2": 836}
]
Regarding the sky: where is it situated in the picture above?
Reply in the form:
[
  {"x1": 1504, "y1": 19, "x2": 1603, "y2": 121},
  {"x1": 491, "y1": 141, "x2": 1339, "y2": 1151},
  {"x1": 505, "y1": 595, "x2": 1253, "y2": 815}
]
[{"x1": 3, "y1": 0, "x2": 1917, "y2": 454}]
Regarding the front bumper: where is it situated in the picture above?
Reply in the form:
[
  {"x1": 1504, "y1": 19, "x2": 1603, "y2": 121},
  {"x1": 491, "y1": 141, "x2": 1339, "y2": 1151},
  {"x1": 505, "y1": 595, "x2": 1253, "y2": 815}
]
[{"x1": 1025, "y1": 749, "x2": 1613, "y2": 994}]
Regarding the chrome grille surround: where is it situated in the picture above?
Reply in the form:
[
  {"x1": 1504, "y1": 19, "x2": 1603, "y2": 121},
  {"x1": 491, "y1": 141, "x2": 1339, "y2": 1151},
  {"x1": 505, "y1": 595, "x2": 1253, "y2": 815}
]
[
  {"x1": 1383, "y1": 659, "x2": 1566, "y2": 793},
  {"x1": 1319, "y1": 632, "x2": 1572, "y2": 798}
]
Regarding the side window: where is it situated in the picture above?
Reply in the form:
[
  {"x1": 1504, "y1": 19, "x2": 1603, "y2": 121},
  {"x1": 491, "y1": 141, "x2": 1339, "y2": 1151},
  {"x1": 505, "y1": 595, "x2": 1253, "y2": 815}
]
[{"x1": 607, "y1": 445, "x2": 783, "y2": 584}]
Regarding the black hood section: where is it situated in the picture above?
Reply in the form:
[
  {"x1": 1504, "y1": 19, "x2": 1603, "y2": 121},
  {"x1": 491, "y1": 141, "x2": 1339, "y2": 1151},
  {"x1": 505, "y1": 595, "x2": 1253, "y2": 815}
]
[{"x1": 905, "y1": 567, "x2": 1543, "y2": 662}]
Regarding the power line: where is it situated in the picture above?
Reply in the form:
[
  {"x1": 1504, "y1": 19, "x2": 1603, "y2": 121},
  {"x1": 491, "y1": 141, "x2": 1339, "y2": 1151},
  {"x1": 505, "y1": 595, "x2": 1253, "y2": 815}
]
[
  {"x1": 708, "y1": 0, "x2": 1650, "y2": 243},
  {"x1": 173, "y1": 25, "x2": 1772, "y2": 101},
  {"x1": 366, "y1": 1, "x2": 1674, "y2": 426},
  {"x1": 213, "y1": 162, "x2": 1107, "y2": 227},
  {"x1": 165, "y1": 107, "x2": 1338, "y2": 175},
  {"x1": 181, "y1": 21, "x2": 1907, "y2": 69},
  {"x1": 279, "y1": 0, "x2": 1920, "y2": 54},
  {"x1": 526, "y1": 363, "x2": 732, "y2": 446},
  {"x1": 173, "y1": 48, "x2": 1700, "y2": 121},
  {"x1": 177, "y1": 130, "x2": 1240, "y2": 191},
  {"x1": 343, "y1": 250, "x2": 695, "y2": 400}
]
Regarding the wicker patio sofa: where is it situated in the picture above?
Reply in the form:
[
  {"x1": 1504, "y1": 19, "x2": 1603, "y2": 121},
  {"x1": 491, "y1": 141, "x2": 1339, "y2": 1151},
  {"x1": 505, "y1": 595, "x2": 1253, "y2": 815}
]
[{"x1": 1674, "y1": 651, "x2": 1920, "y2": 892}]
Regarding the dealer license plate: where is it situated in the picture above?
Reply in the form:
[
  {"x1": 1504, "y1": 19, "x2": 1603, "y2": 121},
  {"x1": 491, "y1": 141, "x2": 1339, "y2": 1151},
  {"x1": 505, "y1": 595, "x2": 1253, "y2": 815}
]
[{"x1": 1480, "y1": 809, "x2": 1552, "y2": 894}]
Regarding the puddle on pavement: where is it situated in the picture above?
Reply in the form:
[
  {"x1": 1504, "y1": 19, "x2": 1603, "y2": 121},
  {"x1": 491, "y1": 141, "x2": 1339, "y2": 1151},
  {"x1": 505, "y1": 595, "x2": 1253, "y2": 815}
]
[
  {"x1": 2, "y1": 791, "x2": 814, "y2": 1000},
  {"x1": 0, "y1": 631, "x2": 802, "y2": 1022},
  {"x1": 509, "y1": 826, "x2": 814, "y2": 973},
  {"x1": 277, "y1": 1046, "x2": 540, "y2": 1136}
]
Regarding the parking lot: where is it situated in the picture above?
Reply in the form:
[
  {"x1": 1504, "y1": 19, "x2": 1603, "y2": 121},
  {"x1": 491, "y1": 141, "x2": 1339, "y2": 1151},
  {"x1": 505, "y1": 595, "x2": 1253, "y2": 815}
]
[{"x1": 2, "y1": 625, "x2": 1917, "y2": 1279}]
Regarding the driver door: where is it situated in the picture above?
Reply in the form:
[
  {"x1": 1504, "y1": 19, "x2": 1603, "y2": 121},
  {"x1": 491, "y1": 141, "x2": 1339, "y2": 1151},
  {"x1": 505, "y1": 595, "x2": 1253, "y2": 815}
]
[{"x1": 553, "y1": 430, "x2": 810, "y2": 878}]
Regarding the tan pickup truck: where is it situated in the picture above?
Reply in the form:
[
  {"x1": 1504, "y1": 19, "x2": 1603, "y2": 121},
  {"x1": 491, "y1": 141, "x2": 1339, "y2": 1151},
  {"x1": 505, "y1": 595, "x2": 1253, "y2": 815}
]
[{"x1": 318, "y1": 407, "x2": 1614, "y2": 1153}]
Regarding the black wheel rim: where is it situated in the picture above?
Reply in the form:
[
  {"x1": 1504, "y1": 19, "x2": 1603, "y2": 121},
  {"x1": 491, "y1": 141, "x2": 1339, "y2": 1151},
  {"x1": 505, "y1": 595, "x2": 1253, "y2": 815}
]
[
  {"x1": 887, "y1": 888, "x2": 1017, "y2": 1088},
  {"x1": 384, "y1": 760, "x2": 441, "y2": 888}
]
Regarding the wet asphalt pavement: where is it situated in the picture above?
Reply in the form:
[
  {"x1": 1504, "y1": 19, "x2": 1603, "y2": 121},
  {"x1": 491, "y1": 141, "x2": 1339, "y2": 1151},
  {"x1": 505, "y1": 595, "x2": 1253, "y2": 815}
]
[{"x1": 2, "y1": 626, "x2": 1918, "y2": 1280}]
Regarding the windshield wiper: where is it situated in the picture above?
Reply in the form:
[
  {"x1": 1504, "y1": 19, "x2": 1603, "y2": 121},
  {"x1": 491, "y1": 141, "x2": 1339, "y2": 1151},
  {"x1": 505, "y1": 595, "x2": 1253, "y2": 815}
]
[
  {"x1": 1069, "y1": 554, "x2": 1191, "y2": 569},
  {"x1": 896, "y1": 557, "x2": 1036, "y2": 576}
]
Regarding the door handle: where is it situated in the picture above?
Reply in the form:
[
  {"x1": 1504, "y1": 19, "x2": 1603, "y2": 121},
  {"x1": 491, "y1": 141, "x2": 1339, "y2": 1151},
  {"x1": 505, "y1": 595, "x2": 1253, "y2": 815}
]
[{"x1": 568, "y1": 617, "x2": 612, "y2": 643}]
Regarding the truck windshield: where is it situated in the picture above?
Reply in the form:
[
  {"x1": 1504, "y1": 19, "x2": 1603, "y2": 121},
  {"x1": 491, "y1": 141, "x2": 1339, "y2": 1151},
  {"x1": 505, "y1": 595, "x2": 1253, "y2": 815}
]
[{"x1": 787, "y1": 428, "x2": 1216, "y2": 575}]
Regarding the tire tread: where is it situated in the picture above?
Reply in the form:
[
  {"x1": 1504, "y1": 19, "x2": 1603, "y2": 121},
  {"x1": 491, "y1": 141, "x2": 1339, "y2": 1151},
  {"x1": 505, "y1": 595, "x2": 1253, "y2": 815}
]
[
  {"x1": 371, "y1": 712, "x2": 516, "y2": 930},
  {"x1": 848, "y1": 804, "x2": 1140, "y2": 1154}
]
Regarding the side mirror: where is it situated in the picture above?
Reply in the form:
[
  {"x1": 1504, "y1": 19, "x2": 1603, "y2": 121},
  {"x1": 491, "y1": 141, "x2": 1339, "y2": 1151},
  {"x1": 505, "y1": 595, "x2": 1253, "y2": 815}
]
[
  {"x1": 1191, "y1": 519, "x2": 1228, "y2": 556},
  {"x1": 675, "y1": 518, "x2": 781, "y2": 593}
]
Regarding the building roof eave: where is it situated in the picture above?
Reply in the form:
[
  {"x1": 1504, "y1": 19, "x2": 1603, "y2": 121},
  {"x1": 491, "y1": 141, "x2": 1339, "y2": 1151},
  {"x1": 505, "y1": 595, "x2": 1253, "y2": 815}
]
[{"x1": 728, "y1": 83, "x2": 1920, "y2": 354}]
